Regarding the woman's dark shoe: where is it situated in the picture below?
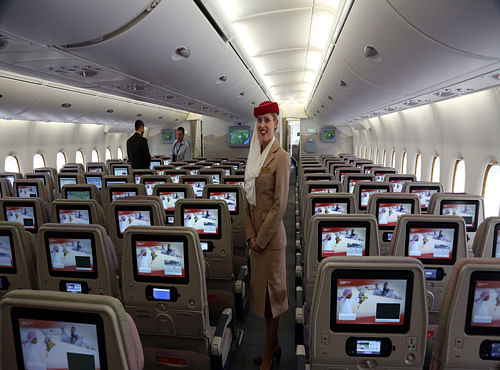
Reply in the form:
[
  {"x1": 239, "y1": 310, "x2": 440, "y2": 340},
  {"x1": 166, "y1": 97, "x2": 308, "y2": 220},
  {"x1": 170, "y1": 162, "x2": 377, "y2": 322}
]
[{"x1": 254, "y1": 346, "x2": 281, "y2": 366}]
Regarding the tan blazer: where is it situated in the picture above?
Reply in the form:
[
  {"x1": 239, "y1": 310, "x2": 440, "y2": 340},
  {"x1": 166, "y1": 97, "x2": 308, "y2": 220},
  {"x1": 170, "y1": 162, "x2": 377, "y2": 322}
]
[{"x1": 244, "y1": 140, "x2": 290, "y2": 249}]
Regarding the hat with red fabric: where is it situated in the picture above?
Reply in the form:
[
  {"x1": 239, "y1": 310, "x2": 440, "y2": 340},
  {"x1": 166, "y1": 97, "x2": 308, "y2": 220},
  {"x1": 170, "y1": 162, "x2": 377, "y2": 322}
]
[{"x1": 253, "y1": 100, "x2": 279, "y2": 118}]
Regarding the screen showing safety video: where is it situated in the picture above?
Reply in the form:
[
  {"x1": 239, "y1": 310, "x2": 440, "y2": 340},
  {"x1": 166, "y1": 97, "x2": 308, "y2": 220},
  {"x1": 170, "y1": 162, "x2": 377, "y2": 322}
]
[
  {"x1": 314, "y1": 202, "x2": 348, "y2": 215},
  {"x1": 85, "y1": 176, "x2": 102, "y2": 189},
  {"x1": 59, "y1": 178, "x2": 77, "y2": 190},
  {"x1": 48, "y1": 238, "x2": 94, "y2": 272},
  {"x1": 209, "y1": 192, "x2": 237, "y2": 212},
  {"x1": 159, "y1": 191, "x2": 184, "y2": 211},
  {"x1": 17, "y1": 319, "x2": 101, "y2": 370},
  {"x1": 390, "y1": 180, "x2": 409, "y2": 193},
  {"x1": 17, "y1": 185, "x2": 38, "y2": 198},
  {"x1": 321, "y1": 227, "x2": 366, "y2": 257},
  {"x1": 183, "y1": 208, "x2": 219, "y2": 235},
  {"x1": 349, "y1": 179, "x2": 369, "y2": 194},
  {"x1": 6, "y1": 206, "x2": 36, "y2": 230},
  {"x1": 408, "y1": 227, "x2": 454, "y2": 259},
  {"x1": 0, "y1": 235, "x2": 13, "y2": 268},
  {"x1": 336, "y1": 278, "x2": 407, "y2": 325},
  {"x1": 113, "y1": 167, "x2": 128, "y2": 176},
  {"x1": 310, "y1": 187, "x2": 337, "y2": 194},
  {"x1": 58, "y1": 209, "x2": 90, "y2": 225},
  {"x1": 66, "y1": 191, "x2": 90, "y2": 200},
  {"x1": 87, "y1": 167, "x2": 103, "y2": 173},
  {"x1": 144, "y1": 181, "x2": 166, "y2": 196},
  {"x1": 111, "y1": 191, "x2": 137, "y2": 202},
  {"x1": 135, "y1": 240, "x2": 185, "y2": 278},
  {"x1": 378, "y1": 203, "x2": 412, "y2": 227},
  {"x1": 470, "y1": 280, "x2": 500, "y2": 328},
  {"x1": 117, "y1": 210, "x2": 151, "y2": 234},
  {"x1": 184, "y1": 181, "x2": 205, "y2": 198},
  {"x1": 411, "y1": 189, "x2": 439, "y2": 209},
  {"x1": 442, "y1": 203, "x2": 477, "y2": 228},
  {"x1": 361, "y1": 188, "x2": 388, "y2": 207}
]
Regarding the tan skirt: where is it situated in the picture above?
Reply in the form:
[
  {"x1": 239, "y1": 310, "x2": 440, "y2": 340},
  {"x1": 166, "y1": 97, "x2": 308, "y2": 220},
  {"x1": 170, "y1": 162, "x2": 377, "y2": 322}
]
[{"x1": 249, "y1": 246, "x2": 289, "y2": 318}]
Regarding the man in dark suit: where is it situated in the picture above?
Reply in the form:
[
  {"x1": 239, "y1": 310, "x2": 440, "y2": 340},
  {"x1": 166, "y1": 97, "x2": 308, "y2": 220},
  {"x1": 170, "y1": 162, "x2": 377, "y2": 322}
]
[{"x1": 126, "y1": 120, "x2": 151, "y2": 169}]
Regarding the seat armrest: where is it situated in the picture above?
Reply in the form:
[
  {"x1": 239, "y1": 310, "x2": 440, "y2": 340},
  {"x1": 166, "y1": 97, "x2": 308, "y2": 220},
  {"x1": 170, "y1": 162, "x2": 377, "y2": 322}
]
[
  {"x1": 296, "y1": 345, "x2": 306, "y2": 370},
  {"x1": 211, "y1": 308, "x2": 233, "y2": 369},
  {"x1": 234, "y1": 265, "x2": 248, "y2": 294}
]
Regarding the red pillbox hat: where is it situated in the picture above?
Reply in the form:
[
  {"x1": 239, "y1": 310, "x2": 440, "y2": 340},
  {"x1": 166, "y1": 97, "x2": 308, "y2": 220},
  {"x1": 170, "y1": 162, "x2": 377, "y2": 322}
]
[{"x1": 253, "y1": 100, "x2": 279, "y2": 118}]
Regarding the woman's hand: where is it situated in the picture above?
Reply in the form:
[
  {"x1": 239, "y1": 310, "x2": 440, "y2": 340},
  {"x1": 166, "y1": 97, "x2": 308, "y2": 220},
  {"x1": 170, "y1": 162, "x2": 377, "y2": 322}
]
[{"x1": 249, "y1": 237, "x2": 264, "y2": 253}]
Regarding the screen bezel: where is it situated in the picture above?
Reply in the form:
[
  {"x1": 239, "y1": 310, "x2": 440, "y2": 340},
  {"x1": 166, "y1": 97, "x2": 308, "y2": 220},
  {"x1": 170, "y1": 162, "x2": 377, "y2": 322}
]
[
  {"x1": 112, "y1": 166, "x2": 129, "y2": 176},
  {"x1": 228, "y1": 125, "x2": 251, "y2": 148},
  {"x1": 357, "y1": 184, "x2": 391, "y2": 210},
  {"x1": 376, "y1": 198, "x2": 416, "y2": 230},
  {"x1": 65, "y1": 188, "x2": 92, "y2": 200},
  {"x1": 180, "y1": 203, "x2": 222, "y2": 240},
  {"x1": 330, "y1": 269, "x2": 414, "y2": 334},
  {"x1": 109, "y1": 188, "x2": 138, "y2": 203},
  {"x1": 87, "y1": 166, "x2": 104, "y2": 173},
  {"x1": 3, "y1": 202, "x2": 38, "y2": 233},
  {"x1": 55, "y1": 205, "x2": 93, "y2": 225},
  {"x1": 207, "y1": 187, "x2": 240, "y2": 215},
  {"x1": 155, "y1": 188, "x2": 188, "y2": 214},
  {"x1": 308, "y1": 183, "x2": 340, "y2": 194},
  {"x1": 492, "y1": 224, "x2": 500, "y2": 258},
  {"x1": 312, "y1": 198, "x2": 350, "y2": 217},
  {"x1": 114, "y1": 206, "x2": 154, "y2": 239},
  {"x1": 58, "y1": 176, "x2": 78, "y2": 192},
  {"x1": 104, "y1": 177, "x2": 129, "y2": 187},
  {"x1": 131, "y1": 233, "x2": 189, "y2": 284},
  {"x1": 408, "y1": 185, "x2": 441, "y2": 211},
  {"x1": 181, "y1": 178, "x2": 207, "y2": 198},
  {"x1": 85, "y1": 175, "x2": 103, "y2": 189},
  {"x1": 0, "y1": 230, "x2": 16, "y2": 274},
  {"x1": 11, "y1": 307, "x2": 108, "y2": 370},
  {"x1": 44, "y1": 231, "x2": 98, "y2": 279},
  {"x1": 439, "y1": 199, "x2": 480, "y2": 232},
  {"x1": 16, "y1": 183, "x2": 39, "y2": 198},
  {"x1": 465, "y1": 271, "x2": 500, "y2": 336},
  {"x1": 404, "y1": 221, "x2": 459, "y2": 265},
  {"x1": 318, "y1": 220, "x2": 370, "y2": 261}
]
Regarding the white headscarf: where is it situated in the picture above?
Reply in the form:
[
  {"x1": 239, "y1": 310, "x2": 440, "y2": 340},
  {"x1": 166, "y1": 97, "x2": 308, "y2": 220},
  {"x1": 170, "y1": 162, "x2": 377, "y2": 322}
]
[{"x1": 244, "y1": 125, "x2": 275, "y2": 206}]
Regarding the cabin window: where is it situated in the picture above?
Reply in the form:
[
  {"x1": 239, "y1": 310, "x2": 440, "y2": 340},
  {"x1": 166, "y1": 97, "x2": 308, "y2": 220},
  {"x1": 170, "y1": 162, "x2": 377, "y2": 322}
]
[
  {"x1": 415, "y1": 153, "x2": 422, "y2": 181},
  {"x1": 483, "y1": 163, "x2": 500, "y2": 217},
  {"x1": 75, "y1": 150, "x2": 85, "y2": 165},
  {"x1": 106, "y1": 147, "x2": 112, "y2": 161},
  {"x1": 401, "y1": 152, "x2": 407, "y2": 174},
  {"x1": 91, "y1": 149, "x2": 99, "y2": 162},
  {"x1": 452, "y1": 159, "x2": 466, "y2": 193},
  {"x1": 431, "y1": 155, "x2": 440, "y2": 182},
  {"x1": 4, "y1": 155, "x2": 20, "y2": 173},
  {"x1": 33, "y1": 153, "x2": 46, "y2": 170},
  {"x1": 391, "y1": 150, "x2": 395, "y2": 168},
  {"x1": 383, "y1": 150, "x2": 387, "y2": 166},
  {"x1": 56, "y1": 152, "x2": 66, "y2": 171},
  {"x1": 117, "y1": 147, "x2": 124, "y2": 160}
]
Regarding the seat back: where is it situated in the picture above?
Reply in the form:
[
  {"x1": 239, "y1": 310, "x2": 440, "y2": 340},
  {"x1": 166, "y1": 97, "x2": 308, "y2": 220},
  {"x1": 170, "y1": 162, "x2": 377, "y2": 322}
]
[
  {"x1": 180, "y1": 175, "x2": 212, "y2": 198},
  {"x1": 0, "y1": 222, "x2": 37, "y2": 297},
  {"x1": 390, "y1": 214, "x2": 467, "y2": 312},
  {"x1": 103, "y1": 175, "x2": 132, "y2": 187},
  {"x1": 13, "y1": 180, "x2": 52, "y2": 202},
  {"x1": 342, "y1": 173, "x2": 375, "y2": 193},
  {"x1": 384, "y1": 174, "x2": 417, "y2": 192},
  {"x1": 25, "y1": 173, "x2": 55, "y2": 200},
  {"x1": 86, "y1": 161, "x2": 107, "y2": 174},
  {"x1": 0, "y1": 178, "x2": 13, "y2": 198},
  {"x1": 353, "y1": 181, "x2": 393, "y2": 213},
  {"x1": 55, "y1": 173, "x2": 84, "y2": 198},
  {"x1": 152, "y1": 165, "x2": 174, "y2": 175},
  {"x1": 51, "y1": 199, "x2": 105, "y2": 227},
  {"x1": 104, "y1": 184, "x2": 146, "y2": 207},
  {"x1": 0, "y1": 289, "x2": 143, "y2": 370},
  {"x1": 431, "y1": 259, "x2": 500, "y2": 369},
  {"x1": 140, "y1": 175, "x2": 172, "y2": 195},
  {"x1": 222, "y1": 175, "x2": 244, "y2": 187},
  {"x1": 309, "y1": 256, "x2": 427, "y2": 369},
  {"x1": 153, "y1": 184, "x2": 195, "y2": 225},
  {"x1": 62, "y1": 163, "x2": 84, "y2": 173},
  {"x1": 163, "y1": 170, "x2": 189, "y2": 184},
  {"x1": 183, "y1": 165, "x2": 203, "y2": 175},
  {"x1": 110, "y1": 163, "x2": 132, "y2": 177},
  {"x1": 62, "y1": 184, "x2": 103, "y2": 205},
  {"x1": 304, "y1": 214, "x2": 380, "y2": 307},
  {"x1": 472, "y1": 216, "x2": 500, "y2": 258},
  {"x1": 37, "y1": 223, "x2": 120, "y2": 299},
  {"x1": 198, "y1": 169, "x2": 225, "y2": 185},
  {"x1": 428, "y1": 193, "x2": 485, "y2": 256},
  {"x1": 335, "y1": 167, "x2": 362, "y2": 182},
  {"x1": 0, "y1": 172, "x2": 22, "y2": 187},
  {"x1": 131, "y1": 169, "x2": 155, "y2": 185},
  {"x1": 370, "y1": 167, "x2": 398, "y2": 181},
  {"x1": 367, "y1": 193, "x2": 420, "y2": 256},
  {"x1": 402, "y1": 181, "x2": 444, "y2": 213},
  {"x1": 0, "y1": 198, "x2": 49, "y2": 235},
  {"x1": 83, "y1": 172, "x2": 105, "y2": 191}
]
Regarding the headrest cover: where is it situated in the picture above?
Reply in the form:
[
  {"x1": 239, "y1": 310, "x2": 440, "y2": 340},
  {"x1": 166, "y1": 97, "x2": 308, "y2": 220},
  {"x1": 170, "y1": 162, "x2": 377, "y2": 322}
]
[{"x1": 253, "y1": 101, "x2": 279, "y2": 118}]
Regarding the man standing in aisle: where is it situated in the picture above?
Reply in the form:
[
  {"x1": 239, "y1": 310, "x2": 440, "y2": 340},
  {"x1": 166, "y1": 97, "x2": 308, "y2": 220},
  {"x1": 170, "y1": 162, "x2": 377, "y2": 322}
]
[
  {"x1": 127, "y1": 120, "x2": 151, "y2": 169},
  {"x1": 171, "y1": 126, "x2": 191, "y2": 161}
]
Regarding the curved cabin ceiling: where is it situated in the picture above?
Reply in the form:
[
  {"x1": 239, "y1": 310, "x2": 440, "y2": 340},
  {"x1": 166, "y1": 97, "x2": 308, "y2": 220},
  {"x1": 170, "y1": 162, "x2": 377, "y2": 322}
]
[{"x1": 0, "y1": 0, "x2": 499, "y2": 127}]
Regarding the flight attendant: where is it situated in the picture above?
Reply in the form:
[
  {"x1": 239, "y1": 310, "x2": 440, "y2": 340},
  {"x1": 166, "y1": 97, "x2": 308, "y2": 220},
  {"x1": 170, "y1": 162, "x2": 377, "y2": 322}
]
[{"x1": 244, "y1": 101, "x2": 290, "y2": 369}]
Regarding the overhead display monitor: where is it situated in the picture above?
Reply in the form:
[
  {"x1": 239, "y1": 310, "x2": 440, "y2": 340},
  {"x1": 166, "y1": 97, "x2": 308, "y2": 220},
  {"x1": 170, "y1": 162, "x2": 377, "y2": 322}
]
[
  {"x1": 161, "y1": 129, "x2": 175, "y2": 144},
  {"x1": 181, "y1": 206, "x2": 221, "y2": 239},
  {"x1": 57, "y1": 207, "x2": 91, "y2": 225},
  {"x1": 228, "y1": 126, "x2": 251, "y2": 147},
  {"x1": 58, "y1": 177, "x2": 77, "y2": 192},
  {"x1": 158, "y1": 191, "x2": 185, "y2": 212},
  {"x1": 331, "y1": 270, "x2": 413, "y2": 333},
  {"x1": 5, "y1": 205, "x2": 37, "y2": 232},
  {"x1": 440, "y1": 200, "x2": 479, "y2": 232},
  {"x1": 404, "y1": 222, "x2": 458, "y2": 264},
  {"x1": 321, "y1": 127, "x2": 336, "y2": 143},
  {"x1": 12, "y1": 308, "x2": 106, "y2": 370},
  {"x1": 465, "y1": 272, "x2": 500, "y2": 335},
  {"x1": 409, "y1": 186, "x2": 441, "y2": 211},
  {"x1": 209, "y1": 191, "x2": 238, "y2": 213},
  {"x1": 66, "y1": 190, "x2": 91, "y2": 200},
  {"x1": 17, "y1": 185, "x2": 38, "y2": 198},
  {"x1": 115, "y1": 207, "x2": 153, "y2": 237},
  {"x1": 113, "y1": 167, "x2": 129, "y2": 176},
  {"x1": 0, "y1": 231, "x2": 15, "y2": 273},
  {"x1": 377, "y1": 200, "x2": 414, "y2": 229},
  {"x1": 85, "y1": 176, "x2": 103, "y2": 190}
]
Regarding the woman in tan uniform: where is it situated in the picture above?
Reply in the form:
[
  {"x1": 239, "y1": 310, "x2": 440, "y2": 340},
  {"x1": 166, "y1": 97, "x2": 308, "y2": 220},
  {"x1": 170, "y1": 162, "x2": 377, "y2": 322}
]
[{"x1": 244, "y1": 100, "x2": 290, "y2": 369}]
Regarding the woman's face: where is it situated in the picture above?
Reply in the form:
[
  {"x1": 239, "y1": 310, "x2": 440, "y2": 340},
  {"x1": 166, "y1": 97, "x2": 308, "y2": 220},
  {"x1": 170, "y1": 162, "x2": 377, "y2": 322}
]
[{"x1": 256, "y1": 113, "x2": 277, "y2": 144}]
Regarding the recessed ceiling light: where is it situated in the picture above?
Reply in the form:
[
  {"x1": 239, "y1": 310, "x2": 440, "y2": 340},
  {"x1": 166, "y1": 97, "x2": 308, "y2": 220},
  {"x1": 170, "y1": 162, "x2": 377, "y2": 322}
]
[
  {"x1": 404, "y1": 100, "x2": 419, "y2": 106},
  {"x1": 137, "y1": 113, "x2": 142, "y2": 117},
  {"x1": 158, "y1": 116, "x2": 163, "y2": 119},
  {"x1": 0, "y1": 38, "x2": 9, "y2": 50},
  {"x1": 61, "y1": 103, "x2": 72, "y2": 108},
  {"x1": 187, "y1": 101, "x2": 194, "y2": 106},
  {"x1": 216, "y1": 75, "x2": 228, "y2": 84},
  {"x1": 363, "y1": 45, "x2": 378, "y2": 58},
  {"x1": 79, "y1": 70, "x2": 97, "y2": 77},
  {"x1": 328, "y1": 96, "x2": 333, "y2": 100},
  {"x1": 339, "y1": 80, "x2": 347, "y2": 87},
  {"x1": 321, "y1": 104, "x2": 325, "y2": 108},
  {"x1": 385, "y1": 107, "x2": 397, "y2": 112},
  {"x1": 238, "y1": 92, "x2": 245, "y2": 97},
  {"x1": 250, "y1": 101, "x2": 255, "y2": 105},
  {"x1": 131, "y1": 84, "x2": 146, "y2": 92},
  {"x1": 164, "y1": 95, "x2": 175, "y2": 100},
  {"x1": 0, "y1": 94, "x2": 3, "y2": 99},
  {"x1": 106, "y1": 109, "x2": 114, "y2": 113},
  {"x1": 171, "y1": 46, "x2": 191, "y2": 61},
  {"x1": 435, "y1": 89, "x2": 455, "y2": 97}
]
